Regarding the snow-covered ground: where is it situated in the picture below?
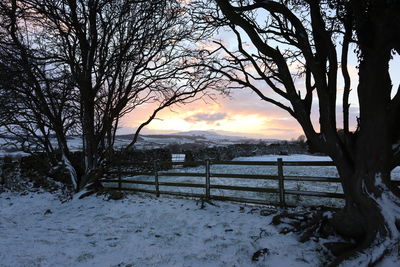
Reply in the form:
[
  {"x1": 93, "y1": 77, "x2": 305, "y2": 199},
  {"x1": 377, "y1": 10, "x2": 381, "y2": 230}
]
[
  {"x1": 0, "y1": 191, "x2": 339, "y2": 267},
  {"x1": 1, "y1": 191, "x2": 398, "y2": 267},
  {"x1": 1, "y1": 153, "x2": 400, "y2": 266},
  {"x1": 234, "y1": 154, "x2": 400, "y2": 182}
]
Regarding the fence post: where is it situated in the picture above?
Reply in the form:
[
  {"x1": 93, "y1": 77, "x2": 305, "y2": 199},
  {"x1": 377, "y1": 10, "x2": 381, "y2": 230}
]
[
  {"x1": 277, "y1": 158, "x2": 286, "y2": 208},
  {"x1": 205, "y1": 159, "x2": 211, "y2": 200},
  {"x1": 154, "y1": 160, "x2": 160, "y2": 197},
  {"x1": 117, "y1": 162, "x2": 122, "y2": 190}
]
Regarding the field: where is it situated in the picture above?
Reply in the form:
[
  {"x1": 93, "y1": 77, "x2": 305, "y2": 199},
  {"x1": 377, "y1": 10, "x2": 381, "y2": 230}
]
[
  {"x1": 1, "y1": 154, "x2": 400, "y2": 266},
  {"x1": 0, "y1": 191, "x2": 354, "y2": 267}
]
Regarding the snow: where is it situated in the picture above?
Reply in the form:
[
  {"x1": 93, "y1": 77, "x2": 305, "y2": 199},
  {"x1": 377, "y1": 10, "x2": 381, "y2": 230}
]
[
  {"x1": 171, "y1": 154, "x2": 186, "y2": 162},
  {"x1": 337, "y1": 174, "x2": 400, "y2": 267},
  {"x1": 0, "y1": 192, "x2": 333, "y2": 267},
  {"x1": 371, "y1": 174, "x2": 400, "y2": 236},
  {"x1": 233, "y1": 154, "x2": 331, "y2": 161},
  {"x1": 61, "y1": 154, "x2": 78, "y2": 190},
  {"x1": 0, "y1": 145, "x2": 24, "y2": 157},
  {"x1": 0, "y1": 151, "x2": 29, "y2": 158},
  {"x1": 0, "y1": 136, "x2": 82, "y2": 157},
  {"x1": 1, "y1": 154, "x2": 400, "y2": 266}
]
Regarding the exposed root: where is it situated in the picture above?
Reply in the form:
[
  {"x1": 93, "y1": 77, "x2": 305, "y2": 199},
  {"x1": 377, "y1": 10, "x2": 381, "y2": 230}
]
[
  {"x1": 330, "y1": 178, "x2": 400, "y2": 266},
  {"x1": 330, "y1": 209, "x2": 365, "y2": 241},
  {"x1": 271, "y1": 207, "x2": 336, "y2": 242},
  {"x1": 271, "y1": 204, "x2": 400, "y2": 266},
  {"x1": 323, "y1": 242, "x2": 357, "y2": 257},
  {"x1": 329, "y1": 238, "x2": 399, "y2": 267}
]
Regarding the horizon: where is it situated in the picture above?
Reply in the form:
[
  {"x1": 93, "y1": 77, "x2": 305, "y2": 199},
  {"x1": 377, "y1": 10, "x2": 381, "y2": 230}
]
[
  {"x1": 116, "y1": 128, "x2": 285, "y2": 140},
  {"x1": 119, "y1": 90, "x2": 305, "y2": 140}
]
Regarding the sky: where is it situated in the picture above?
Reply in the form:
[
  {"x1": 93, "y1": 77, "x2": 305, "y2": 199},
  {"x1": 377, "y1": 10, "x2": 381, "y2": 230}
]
[
  {"x1": 119, "y1": 7, "x2": 400, "y2": 141},
  {"x1": 119, "y1": 50, "x2": 400, "y2": 141},
  {"x1": 120, "y1": 88, "x2": 303, "y2": 139}
]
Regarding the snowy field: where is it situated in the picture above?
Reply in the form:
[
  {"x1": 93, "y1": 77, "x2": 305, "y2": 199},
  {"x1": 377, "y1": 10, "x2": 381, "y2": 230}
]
[
  {"x1": 0, "y1": 191, "x2": 342, "y2": 267},
  {"x1": 1, "y1": 154, "x2": 400, "y2": 266},
  {"x1": 109, "y1": 154, "x2": 400, "y2": 208},
  {"x1": 1, "y1": 191, "x2": 398, "y2": 267}
]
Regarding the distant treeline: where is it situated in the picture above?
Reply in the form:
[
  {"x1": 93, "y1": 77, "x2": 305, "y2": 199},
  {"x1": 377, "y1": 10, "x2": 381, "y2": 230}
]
[{"x1": 169, "y1": 142, "x2": 308, "y2": 162}]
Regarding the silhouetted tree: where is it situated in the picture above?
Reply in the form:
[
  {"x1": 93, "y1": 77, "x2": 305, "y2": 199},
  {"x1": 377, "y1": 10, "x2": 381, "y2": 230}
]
[
  {"x1": 192, "y1": 0, "x2": 400, "y2": 264},
  {"x1": 0, "y1": 0, "x2": 214, "y2": 190},
  {"x1": 0, "y1": 2, "x2": 78, "y2": 186}
]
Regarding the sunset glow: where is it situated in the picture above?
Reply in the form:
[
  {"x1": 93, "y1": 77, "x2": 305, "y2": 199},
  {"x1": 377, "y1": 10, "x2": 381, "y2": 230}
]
[
  {"x1": 147, "y1": 113, "x2": 268, "y2": 134},
  {"x1": 119, "y1": 56, "x2": 400, "y2": 140},
  {"x1": 120, "y1": 90, "x2": 304, "y2": 140}
]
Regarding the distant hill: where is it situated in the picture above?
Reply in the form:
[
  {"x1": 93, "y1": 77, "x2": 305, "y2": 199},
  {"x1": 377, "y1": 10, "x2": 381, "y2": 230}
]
[
  {"x1": 0, "y1": 131, "x2": 281, "y2": 154},
  {"x1": 114, "y1": 130, "x2": 279, "y2": 149},
  {"x1": 169, "y1": 130, "x2": 242, "y2": 140}
]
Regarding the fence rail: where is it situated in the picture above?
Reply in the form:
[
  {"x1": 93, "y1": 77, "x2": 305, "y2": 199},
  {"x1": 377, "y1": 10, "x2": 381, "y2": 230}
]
[{"x1": 100, "y1": 159, "x2": 400, "y2": 207}]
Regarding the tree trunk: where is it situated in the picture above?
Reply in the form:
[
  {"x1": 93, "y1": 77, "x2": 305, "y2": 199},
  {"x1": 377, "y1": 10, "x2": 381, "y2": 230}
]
[
  {"x1": 331, "y1": 164, "x2": 400, "y2": 265},
  {"x1": 331, "y1": 124, "x2": 400, "y2": 265},
  {"x1": 329, "y1": 40, "x2": 400, "y2": 265},
  {"x1": 79, "y1": 89, "x2": 99, "y2": 190},
  {"x1": 80, "y1": 115, "x2": 97, "y2": 188}
]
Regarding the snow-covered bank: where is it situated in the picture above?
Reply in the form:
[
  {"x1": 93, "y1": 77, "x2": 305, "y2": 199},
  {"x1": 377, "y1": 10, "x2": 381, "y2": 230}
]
[{"x1": 1, "y1": 192, "x2": 335, "y2": 267}]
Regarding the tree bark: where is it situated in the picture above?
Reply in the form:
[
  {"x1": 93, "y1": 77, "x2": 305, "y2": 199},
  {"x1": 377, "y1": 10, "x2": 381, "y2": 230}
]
[
  {"x1": 79, "y1": 92, "x2": 99, "y2": 190},
  {"x1": 329, "y1": 39, "x2": 400, "y2": 265}
]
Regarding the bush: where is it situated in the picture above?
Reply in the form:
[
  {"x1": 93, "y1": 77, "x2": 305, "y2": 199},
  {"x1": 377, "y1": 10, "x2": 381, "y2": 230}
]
[{"x1": 106, "y1": 148, "x2": 172, "y2": 171}]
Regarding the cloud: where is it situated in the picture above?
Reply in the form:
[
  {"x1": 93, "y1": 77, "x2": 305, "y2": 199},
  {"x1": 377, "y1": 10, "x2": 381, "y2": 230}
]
[
  {"x1": 119, "y1": 89, "x2": 304, "y2": 139},
  {"x1": 184, "y1": 112, "x2": 228, "y2": 124},
  {"x1": 262, "y1": 127, "x2": 297, "y2": 133}
]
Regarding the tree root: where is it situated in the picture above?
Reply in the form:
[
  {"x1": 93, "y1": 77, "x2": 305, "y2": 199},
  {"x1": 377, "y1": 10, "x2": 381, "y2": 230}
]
[
  {"x1": 271, "y1": 207, "x2": 400, "y2": 266},
  {"x1": 271, "y1": 206, "x2": 336, "y2": 242},
  {"x1": 328, "y1": 239, "x2": 399, "y2": 267}
]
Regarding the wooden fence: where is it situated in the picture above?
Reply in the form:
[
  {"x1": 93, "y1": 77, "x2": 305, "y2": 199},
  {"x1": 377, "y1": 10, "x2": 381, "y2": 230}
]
[{"x1": 100, "y1": 159, "x2": 400, "y2": 208}]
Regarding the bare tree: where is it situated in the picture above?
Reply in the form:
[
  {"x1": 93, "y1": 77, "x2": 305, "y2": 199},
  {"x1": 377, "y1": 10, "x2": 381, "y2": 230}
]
[
  {"x1": 192, "y1": 0, "x2": 400, "y2": 264},
  {"x1": 0, "y1": 1, "x2": 78, "y2": 187},
  {"x1": 1, "y1": 0, "x2": 213, "y2": 190}
]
